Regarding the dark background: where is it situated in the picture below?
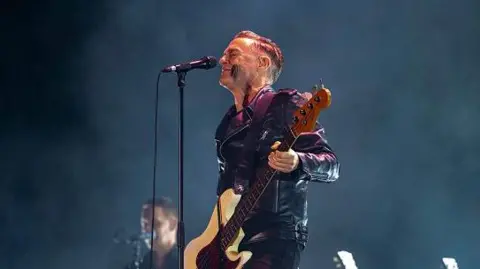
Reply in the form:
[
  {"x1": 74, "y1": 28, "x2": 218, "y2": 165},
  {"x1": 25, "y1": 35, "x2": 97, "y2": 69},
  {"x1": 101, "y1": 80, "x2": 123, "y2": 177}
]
[{"x1": 1, "y1": 0, "x2": 479, "y2": 268}]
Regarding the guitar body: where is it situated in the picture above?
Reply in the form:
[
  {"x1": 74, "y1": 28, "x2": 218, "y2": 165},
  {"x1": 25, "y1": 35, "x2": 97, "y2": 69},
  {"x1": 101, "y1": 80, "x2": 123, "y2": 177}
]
[{"x1": 184, "y1": 188, "x2": 253, "y2": 269}]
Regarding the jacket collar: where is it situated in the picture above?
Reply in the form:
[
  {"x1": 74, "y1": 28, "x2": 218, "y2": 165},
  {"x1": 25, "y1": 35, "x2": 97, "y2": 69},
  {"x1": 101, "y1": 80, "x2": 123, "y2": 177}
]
[
  {"x1": 243, "y1": 85, "x2": 273, "y2": 119},
  {"x1": 215, "y1": 86, "x2": 273, "y2": 143}
]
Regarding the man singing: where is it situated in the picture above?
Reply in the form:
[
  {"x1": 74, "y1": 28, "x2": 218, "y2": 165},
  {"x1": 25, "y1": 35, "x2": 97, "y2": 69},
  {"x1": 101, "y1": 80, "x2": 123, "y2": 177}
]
[
  {"x1": 124, "y1": 197, "x2": 178, "y2": 269},
  {"x1": 215, "y1": 31, "x2": 340, "y2": 268}
]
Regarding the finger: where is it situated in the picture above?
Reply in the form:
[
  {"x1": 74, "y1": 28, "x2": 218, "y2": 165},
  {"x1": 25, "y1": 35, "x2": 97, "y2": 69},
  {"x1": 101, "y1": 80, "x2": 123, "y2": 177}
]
[
  {"x1": 275, "y1": 152, "x2": 296, "y2": 163},
  {"x1": 269, "y1": 159, "x2": 293, "y2": 172},
  {"x1": 269, "y1": 160, "x2": 288, "y2": 172},
  {"x1": 270, "y1": 141, "x2": 281, "y2": 150},
  {"x1": 268, "y1": 159, "x2": 279, "y2": 170},
  {"x1": 272, "y1": 155, "x2": 293, "y2": 165},
  {"x1": 276, "y1": 162, "x2": 294, "y2": 171},
  {"x1": 275, "y1": 151, "x2": 291, "y2": 159},
  {"x1": 271, "y1": 154, "x2": 295, "y2": 168},
  {"x1": 270, "y1": 153, "x2": 292, "y2": 165},
  {"x1": 273, "y1": 158, "x2": 296, "y2": 170}
]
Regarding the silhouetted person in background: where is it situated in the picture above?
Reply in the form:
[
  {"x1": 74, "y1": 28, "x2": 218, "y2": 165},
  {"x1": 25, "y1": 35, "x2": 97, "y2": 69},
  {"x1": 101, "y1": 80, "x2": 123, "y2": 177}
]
[{"x1": 124, "y1": 197, "x2": 178, "y2": 269}]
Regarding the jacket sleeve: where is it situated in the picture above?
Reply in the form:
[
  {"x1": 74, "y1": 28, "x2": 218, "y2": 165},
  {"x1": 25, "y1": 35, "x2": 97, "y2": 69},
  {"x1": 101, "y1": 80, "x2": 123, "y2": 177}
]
[{"x1": 285, "y1": 93, "x2": 340, "y2": 183}]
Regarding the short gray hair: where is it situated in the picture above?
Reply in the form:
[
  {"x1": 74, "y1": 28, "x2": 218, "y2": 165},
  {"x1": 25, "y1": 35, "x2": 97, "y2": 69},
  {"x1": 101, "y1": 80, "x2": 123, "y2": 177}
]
[{"x1": 233, "y1": 30, "x2": 284, "y2": 84}]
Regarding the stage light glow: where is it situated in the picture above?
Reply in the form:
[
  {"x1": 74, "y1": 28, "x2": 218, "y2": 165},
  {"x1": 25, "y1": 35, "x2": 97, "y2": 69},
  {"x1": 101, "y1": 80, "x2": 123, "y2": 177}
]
[
  {"x1": 442, "y1": 257, "x2": 459, "y2": 269},
  {"x1": 333, "y1": 250, "x2": 358, "y2": 269}
]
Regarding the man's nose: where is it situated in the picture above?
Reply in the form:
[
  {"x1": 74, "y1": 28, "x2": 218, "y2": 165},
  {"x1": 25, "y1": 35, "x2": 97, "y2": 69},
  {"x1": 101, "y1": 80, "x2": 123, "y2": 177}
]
[{"x1": 219, "y1": 55, "x2": 227, "y2": 65}]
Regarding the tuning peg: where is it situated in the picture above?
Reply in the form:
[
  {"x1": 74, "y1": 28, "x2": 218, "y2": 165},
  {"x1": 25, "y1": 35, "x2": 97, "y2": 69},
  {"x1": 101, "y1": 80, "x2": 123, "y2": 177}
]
[{"x1": 311, "y1": 79, "x2": 325, "y2": 93}]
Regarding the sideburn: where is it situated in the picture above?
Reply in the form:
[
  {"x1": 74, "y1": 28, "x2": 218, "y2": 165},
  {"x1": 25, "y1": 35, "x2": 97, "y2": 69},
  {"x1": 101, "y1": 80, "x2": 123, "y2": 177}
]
[
  {"x1": 231, "y1": 64, "x2": 240, "y2": 80},
  {"x1": 231, "y1": 64, "x2": 253, "y2": 106}
]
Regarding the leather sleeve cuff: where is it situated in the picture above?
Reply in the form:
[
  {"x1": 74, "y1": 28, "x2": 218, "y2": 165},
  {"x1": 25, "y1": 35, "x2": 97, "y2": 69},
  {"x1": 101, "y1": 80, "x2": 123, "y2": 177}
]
[{"x1": 291, "y1": 152, "x2": 312, "y2": 181}]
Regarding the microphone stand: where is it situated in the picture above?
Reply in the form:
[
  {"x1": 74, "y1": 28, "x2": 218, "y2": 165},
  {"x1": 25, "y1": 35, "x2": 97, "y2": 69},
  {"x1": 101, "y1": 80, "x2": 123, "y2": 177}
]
[
  {"x1": 159, "y1": 57, "x2": 216, "y2": 269},
  {"x1": 113, "y1": 235, "x2": 143, "y2": 269},
  {"x1": 132, "y1": 240, "x2": 143, "y2": 269},
  {"x1": 176, "y1": 71, "x2": 186, "y2": 269}
]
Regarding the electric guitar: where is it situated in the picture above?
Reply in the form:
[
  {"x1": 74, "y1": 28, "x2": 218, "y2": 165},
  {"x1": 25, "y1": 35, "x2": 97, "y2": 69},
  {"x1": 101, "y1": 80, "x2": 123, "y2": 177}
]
[{"x1": 184, "y1": 84, "x2": 332, "y2": 269}]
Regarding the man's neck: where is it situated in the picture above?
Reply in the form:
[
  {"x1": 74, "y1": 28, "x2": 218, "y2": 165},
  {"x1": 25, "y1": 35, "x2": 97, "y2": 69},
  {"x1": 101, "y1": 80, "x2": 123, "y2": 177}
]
[
  {"x1": 232, "y1": 84, "x2": 269, "y2": 112},
  {"x1": 152, "y1": 248, "x2": 170, "y2": 269}
]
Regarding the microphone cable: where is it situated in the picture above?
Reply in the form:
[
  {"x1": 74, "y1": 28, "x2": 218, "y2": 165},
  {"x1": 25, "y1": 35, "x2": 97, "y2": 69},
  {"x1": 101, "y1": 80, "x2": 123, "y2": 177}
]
[{"x1": 147, "y1": 71, "x2": 162, "y2": 269}]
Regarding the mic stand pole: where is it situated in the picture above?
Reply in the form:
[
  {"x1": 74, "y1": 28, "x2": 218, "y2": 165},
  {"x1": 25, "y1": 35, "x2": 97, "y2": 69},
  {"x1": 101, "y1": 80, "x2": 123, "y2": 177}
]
[{"x1": 176, "y1": 71, "x2": 186, "y2": 269}]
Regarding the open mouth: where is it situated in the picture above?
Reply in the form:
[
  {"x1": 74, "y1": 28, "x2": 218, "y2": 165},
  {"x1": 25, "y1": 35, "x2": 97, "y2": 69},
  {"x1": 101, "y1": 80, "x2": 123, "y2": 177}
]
[{"x1": 221, "y1": 68, "x2": 231, "y2": 77}]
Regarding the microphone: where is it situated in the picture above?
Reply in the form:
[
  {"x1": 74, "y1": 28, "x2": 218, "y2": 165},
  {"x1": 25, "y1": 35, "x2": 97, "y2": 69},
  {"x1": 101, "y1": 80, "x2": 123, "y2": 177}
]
[
  {"x1": 114, "y1": 231, "x2": 157, "y2": 245},
  {"x1": 161, "y1": 56, "x2": 217, "y2": 73}
]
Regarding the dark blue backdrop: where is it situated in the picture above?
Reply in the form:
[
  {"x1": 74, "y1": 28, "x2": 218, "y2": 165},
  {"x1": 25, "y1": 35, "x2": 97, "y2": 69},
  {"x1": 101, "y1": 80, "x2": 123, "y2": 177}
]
[{"x1": 1, "y1": 0, "x2": 479, "y2": 268}]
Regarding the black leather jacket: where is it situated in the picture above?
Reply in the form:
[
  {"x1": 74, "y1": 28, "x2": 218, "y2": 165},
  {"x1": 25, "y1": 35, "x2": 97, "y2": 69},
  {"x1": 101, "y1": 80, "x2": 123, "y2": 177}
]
[{"x1": 215, "y1": 87, "x2": 340, "y2": 246}]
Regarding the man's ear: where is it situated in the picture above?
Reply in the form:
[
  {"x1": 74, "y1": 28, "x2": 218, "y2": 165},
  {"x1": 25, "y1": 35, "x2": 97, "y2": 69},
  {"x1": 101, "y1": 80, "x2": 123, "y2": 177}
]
[{"x1": 258, "y1": 55, "x2": 271, "y2": 69}]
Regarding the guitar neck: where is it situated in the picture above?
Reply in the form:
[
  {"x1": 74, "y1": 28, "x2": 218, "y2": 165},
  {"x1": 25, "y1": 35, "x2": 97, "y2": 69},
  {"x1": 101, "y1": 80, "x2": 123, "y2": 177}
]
[{"x1": 220, "y1": 127, "x2": 297, "y2": 250}]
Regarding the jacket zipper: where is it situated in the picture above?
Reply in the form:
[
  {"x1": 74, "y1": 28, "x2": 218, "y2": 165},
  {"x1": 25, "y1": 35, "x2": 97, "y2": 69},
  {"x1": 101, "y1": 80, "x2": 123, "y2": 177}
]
[{"x1": 218, "y1": 124, "x2": 250, "y2": 161}]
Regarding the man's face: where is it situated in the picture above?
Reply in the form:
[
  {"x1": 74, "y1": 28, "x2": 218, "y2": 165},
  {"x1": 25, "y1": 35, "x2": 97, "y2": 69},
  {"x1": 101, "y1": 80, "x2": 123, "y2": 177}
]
[
  {"x1": 219, "y1": 37, "x2": 262, "y2": 91},
  {"x1": 140, "y1": 205, "x2": 177, "y2": 252}
]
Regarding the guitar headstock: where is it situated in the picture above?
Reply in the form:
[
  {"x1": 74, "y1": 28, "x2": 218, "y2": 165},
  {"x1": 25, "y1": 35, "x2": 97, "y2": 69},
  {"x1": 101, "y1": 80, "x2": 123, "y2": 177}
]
[
  {"x1": 333, "y1": 250, "x2": 358, "y2": 269},
  {"x1": 291, "y1": 82, "x2": 331, "y2": 136}
]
